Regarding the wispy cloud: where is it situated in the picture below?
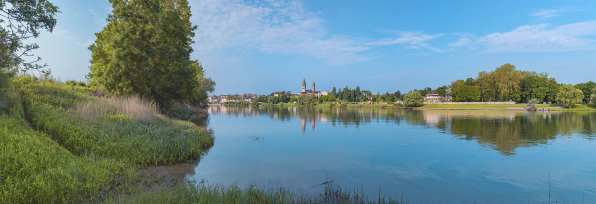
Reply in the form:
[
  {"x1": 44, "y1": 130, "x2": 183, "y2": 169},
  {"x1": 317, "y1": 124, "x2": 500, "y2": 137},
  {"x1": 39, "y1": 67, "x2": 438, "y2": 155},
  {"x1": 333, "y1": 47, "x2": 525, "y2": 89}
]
[
  {"x1": 189, "y1": 0, "x2": 441, "y2": 65},
  {"x1": 449, "y1": 33, "x2": 474, "y2": 47},
  {"x1": 478, "y1": 21, "x2": 596, "y2": 53},
  {"x1": 531, "y1": 9, "x2": 563, "y2": 20},
  {"x1": 449, "y1": 21, "x2": 596, "y2": 53},
  {"x1": 531, "y1": 8, "x2": 584, "y2": 21}
]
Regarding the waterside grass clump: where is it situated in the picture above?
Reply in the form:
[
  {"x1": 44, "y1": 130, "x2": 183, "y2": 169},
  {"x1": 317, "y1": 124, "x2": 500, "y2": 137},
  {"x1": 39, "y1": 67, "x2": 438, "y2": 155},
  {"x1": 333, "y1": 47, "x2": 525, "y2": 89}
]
[
  {"x1": 105, "y1": 182, "x2": 410, "y2": 204},
  {"x1": 1, "y1": 76, "x2": 214, "y2": 203}
]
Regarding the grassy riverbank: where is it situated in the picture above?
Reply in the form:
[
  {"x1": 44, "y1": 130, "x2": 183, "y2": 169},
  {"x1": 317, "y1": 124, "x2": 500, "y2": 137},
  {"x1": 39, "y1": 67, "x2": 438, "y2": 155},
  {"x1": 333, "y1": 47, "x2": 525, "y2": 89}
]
[
  {"x1": 419, "y1": 104, "x2": 596, "y2": 111},
  {"x1": 307, "y1": 103, "x2": 596, "y2": 111},
  {"x1": 1, "y1": 76, "x2": 214, "y2": 203},
  {"x1": 105, "y1": 182, "x2": 410, "y2": 204}
]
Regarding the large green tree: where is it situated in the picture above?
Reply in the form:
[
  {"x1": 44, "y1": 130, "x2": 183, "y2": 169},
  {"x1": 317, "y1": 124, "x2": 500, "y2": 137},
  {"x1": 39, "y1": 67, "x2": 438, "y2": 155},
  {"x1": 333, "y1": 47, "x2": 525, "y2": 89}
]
[
  {"x1": 520, "y1": 76, "x2": 549, "y2": 103},
  {"x1": 0, "y1": 0, "x2": 59, "y2": 72},
  {"x1": 88, "y1": 0, "x2": 212, "y2": 107},
  {"x1": 556, "y1": 84, "x2": 584, "y2": 108},
  {"x1": 475, "y1": 71, "x2": 495, "y2": 102},
  {"x1": 455, "y1": 84, "x2": 480, "y2": 102}
]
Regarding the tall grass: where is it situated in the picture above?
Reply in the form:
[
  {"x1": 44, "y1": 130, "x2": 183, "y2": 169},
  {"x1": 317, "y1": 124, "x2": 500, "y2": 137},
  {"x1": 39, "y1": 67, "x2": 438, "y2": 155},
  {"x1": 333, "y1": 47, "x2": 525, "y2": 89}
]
[
  {"x1": 105, "y1": 182, "x2": 410, "y2": 204},
  {"x1": 0, "y1": 82, "x2": 129, "y2": 203},
  {"x1": 15, "y1": 77, "x2": 214, "y2": 166},
  {"x1": 73, "y1": 95, "x2": 160, "y2": 123},
  {"x1": 1, "y1": 76, "x2": 214, "y2": 203}
]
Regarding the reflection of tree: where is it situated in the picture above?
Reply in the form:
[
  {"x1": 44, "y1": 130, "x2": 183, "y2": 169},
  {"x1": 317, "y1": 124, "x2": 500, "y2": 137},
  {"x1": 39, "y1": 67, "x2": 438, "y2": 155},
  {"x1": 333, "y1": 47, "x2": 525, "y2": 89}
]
[
  {"x1": 207, "y1": 106, "x2": 595, "y2": 156},
  {"x1": 421, "y1": 111, "x2": 595, "y2": 156}
]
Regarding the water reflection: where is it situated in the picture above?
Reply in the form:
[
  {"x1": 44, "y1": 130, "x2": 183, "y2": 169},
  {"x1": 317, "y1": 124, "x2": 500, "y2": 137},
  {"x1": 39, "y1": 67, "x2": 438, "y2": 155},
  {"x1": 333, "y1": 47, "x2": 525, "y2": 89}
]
[
  {"x1": 209, "y1": 106, "x2": 595, "y2": 156},
  {"x1": 170, "y1": 105, "x2": 596, "y2": 203}
]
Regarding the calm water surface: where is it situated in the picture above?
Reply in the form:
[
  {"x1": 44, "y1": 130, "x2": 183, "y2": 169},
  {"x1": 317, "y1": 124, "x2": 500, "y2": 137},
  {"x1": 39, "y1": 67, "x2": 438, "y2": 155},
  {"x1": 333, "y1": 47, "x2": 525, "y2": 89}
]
[{"x1": 166, "y1": 106, "x2": 596, "y2": 203}]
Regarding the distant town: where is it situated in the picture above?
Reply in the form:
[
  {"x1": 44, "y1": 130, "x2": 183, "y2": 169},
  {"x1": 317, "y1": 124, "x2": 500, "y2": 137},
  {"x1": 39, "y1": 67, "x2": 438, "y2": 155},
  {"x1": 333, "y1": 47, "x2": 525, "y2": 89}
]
[{"x1": 208, "y1": 78, "x2": 451, "y2": 104}]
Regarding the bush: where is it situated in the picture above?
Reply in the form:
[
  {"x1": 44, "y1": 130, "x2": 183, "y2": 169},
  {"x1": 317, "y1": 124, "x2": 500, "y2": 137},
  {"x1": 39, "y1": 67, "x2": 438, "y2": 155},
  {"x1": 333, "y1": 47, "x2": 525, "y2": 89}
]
[
  {"x1": 403, "y1": 92, "x2": 424, "y2": 107},
  {"x1": 309, "y1": 103, "x2": 315, "y2": 106},
  {"x1": 393, "y1": 103, "x2": 404, "y2": 108},
  {"x1": 527, "y1": 98, "x2": 539, "y2": 111}
]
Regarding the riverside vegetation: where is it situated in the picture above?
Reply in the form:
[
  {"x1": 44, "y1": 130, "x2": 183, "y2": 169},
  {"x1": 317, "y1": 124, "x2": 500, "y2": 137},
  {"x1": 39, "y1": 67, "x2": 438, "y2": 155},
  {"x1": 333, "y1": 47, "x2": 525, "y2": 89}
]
[{"x1": 0, "y1": 75, "x2": 214, "y2": 203}]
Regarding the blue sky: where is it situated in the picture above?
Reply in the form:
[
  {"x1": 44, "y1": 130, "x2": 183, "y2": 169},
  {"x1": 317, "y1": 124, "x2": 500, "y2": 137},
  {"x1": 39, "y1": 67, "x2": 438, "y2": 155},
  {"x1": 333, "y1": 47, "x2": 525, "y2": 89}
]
[{"x1": 29, "y1": 0, "x2": 596, "y2": 95}]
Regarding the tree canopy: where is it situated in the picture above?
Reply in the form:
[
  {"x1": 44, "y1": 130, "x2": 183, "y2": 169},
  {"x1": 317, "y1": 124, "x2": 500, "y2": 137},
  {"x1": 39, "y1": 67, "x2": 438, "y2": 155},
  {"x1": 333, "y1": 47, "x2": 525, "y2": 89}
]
[
  {"x1": 455, "y1": 84, "x2": 480, "y2": 102},
  {"x1": 556, "y1": 84, "x2": 584, "y2": 108},
  {"x1": 0, "y1": 0, "x2": 59, "y2": 72},
  {"x1": 574, "y1": 81, "x2": 596, "y2": 104},
  {"x1": 403, "y1": 92, "x2": 424, "y2": 107},
  {"x1": 88, "y1": 0, "x2": 213, "y2": 107}
]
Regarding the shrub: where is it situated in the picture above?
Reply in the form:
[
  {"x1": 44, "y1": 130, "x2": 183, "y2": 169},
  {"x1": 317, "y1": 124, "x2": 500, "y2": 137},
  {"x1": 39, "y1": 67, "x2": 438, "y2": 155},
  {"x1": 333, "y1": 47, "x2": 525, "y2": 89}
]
[
  {"x1": 527, "y1": 98, "x2": 539, "y2": 111},
  {"x1": 403, "y1": 92, "x2": 424, "y2": 107},
  {"x1": 309, "y1": 103, "x2": 315, "y2": 106}
]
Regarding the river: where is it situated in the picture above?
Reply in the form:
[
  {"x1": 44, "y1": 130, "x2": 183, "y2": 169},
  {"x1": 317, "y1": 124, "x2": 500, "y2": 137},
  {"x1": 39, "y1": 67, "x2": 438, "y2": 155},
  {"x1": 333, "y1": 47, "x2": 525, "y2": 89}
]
[{"x1": 165, "y1": 106, "x2": 596, "y2": 203}]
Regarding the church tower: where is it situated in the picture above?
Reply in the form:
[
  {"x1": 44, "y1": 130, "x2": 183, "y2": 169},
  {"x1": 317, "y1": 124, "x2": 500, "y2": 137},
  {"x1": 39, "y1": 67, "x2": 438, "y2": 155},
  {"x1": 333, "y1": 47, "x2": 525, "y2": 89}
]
[
  {"x1": 301, "y1": 79, "x2": 306, "y2": 92},
  {"x1": 312, "y1": 81, "x2": 316, "y2": 92}
]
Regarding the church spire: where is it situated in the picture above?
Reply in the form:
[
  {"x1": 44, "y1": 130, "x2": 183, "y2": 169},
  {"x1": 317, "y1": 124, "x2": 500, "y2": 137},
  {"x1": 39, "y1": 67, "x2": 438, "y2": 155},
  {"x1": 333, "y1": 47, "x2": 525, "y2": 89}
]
[
  {"x1": 301, "y1": 79, "x2": 306, "y2": 92},
  {"x1": 312, "y1": 81, "x2": 315, "y2": 92}
]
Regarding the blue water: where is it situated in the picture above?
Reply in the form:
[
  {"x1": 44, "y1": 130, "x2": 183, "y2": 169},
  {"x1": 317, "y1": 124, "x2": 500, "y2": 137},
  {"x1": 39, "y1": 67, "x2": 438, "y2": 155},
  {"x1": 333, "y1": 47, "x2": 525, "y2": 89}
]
[{"x1": 167, "y1": 106, "x2": 596, "y2": 203}]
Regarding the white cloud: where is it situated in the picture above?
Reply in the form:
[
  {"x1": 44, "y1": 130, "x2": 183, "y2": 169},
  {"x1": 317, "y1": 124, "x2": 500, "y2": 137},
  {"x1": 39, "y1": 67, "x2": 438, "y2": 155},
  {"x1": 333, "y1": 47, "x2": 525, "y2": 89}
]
[
  {"x1": 477, "y1": 21, "x2": 596, "y2": 53},
  {"x1": 531, "y1": 9, "x2": 562, "y2": 20},
  {"x1": 531, "y1": 8, "x2": 584, "y2": 21},
  {"x1": 449, "y1": 33, "x2": 474, "y2": 47},
  {"x1": 189, "y1": 0, "x2": 441, "y2": 65},
  {"x1": 449, "y1": 21, "x2": 596, "y2": 53}
]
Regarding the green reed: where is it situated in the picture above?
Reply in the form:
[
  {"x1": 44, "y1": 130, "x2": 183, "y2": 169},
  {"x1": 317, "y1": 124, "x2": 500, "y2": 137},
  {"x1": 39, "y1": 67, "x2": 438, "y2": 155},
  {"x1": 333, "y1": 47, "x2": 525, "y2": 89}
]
[{"x1": 104, "y1": 182, "x2": 410, "y2": 204}]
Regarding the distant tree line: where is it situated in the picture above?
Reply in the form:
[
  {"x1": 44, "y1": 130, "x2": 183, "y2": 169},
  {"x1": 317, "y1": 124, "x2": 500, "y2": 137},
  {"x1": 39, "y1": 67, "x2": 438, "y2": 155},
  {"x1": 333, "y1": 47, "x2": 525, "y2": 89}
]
[{"x1": 401, "y1": 63, "x2": 594, "y2": 108}]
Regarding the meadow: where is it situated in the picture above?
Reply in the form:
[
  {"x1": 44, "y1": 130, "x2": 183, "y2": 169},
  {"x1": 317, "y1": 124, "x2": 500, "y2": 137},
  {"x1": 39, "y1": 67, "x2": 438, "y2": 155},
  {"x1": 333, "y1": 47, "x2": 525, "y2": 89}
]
[{"x1": 0, "y1": 76, "x2": 213, "y2": 203}]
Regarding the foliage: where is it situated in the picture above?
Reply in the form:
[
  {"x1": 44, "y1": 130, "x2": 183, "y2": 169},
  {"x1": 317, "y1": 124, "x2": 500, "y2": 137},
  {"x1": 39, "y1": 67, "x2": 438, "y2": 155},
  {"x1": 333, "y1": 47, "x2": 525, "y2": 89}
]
[
  {"x1": 473, "y1": 64, "x2": 522, "y2": 102},
  {"x1": 189, "y1": 63, "x2": 215, "y2": 107},
  {"x1": 591, "y1": 88, "x2": 596, "y2": 104},
  {"x1": 574, "y1": 81, "x2": 596, "y2": 104},
  {"x1": 455, "y1": 84, "x2": 480, "y2": 102},
  {"x1": 88, "y1": 0, "x2": 211, "y2": 107},
  {"x1": 0, "y1": 70, "x2": 16, "y2": 112},
  {"x1": 436, "y1": 86, "x2": 448, "y2": 97},
  {"x1": 556, "y1": 84, "x2": 584, "y2": 108},
  {"x1": 0, "y1": 0, "x2": 59, "y2": 72},
  {"x1": 318, "y1": 95, "x2": 336, "y2": 102},
  {"x1": 403, "y1": 92, "x2": 424, "y2": 107},
  {"x1": 527, "y1": 98, "x2": 539, "y2": 111}
]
